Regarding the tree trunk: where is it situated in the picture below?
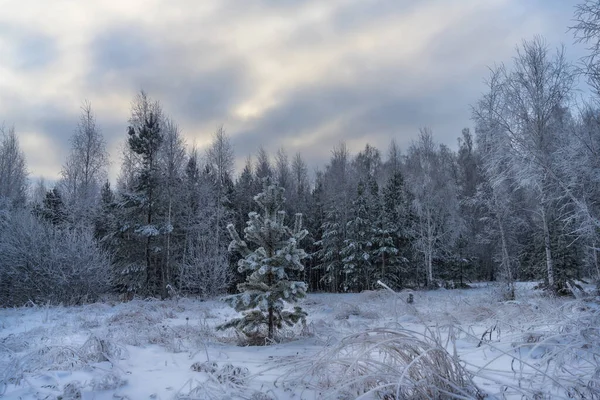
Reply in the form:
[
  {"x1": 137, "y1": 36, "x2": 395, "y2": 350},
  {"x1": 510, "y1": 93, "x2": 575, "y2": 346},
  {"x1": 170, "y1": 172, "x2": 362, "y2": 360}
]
[
  {"x1": 267, "y1": 241, "x2": 274, "y2": 340},
  {"x1": 146, "y1": 186, "x2": 153, "y2": 295},
  {"x1": 541, "y1": 207, "x2": 555, "y2": 290},
  {"x1": 425, "y1": 210, "x2": 434, "y2": 287},
  {"x1": 163, "y1": 198, "x2": 172, "y2": 300},
  {"x1": 381, "y1": 252, "x2": 386, "y2": 286},
  {"x1": 497, "y1": 211, "x2": 515, "y2": 299},
  {"x1": 592, "y1": 242, "x2": 600, "y2": 281},
  {"x1": 267, "y1": 269, "x2": 274, "y2": 339}
]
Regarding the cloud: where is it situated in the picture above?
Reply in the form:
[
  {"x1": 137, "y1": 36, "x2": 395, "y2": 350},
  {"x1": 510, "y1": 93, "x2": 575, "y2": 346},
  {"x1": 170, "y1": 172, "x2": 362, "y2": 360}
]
[
  {"x1": 0, "y1": 24, "x2": 57, "y2": 70},
  {"x1": 91, "y1": 27, "x2": 156, "y2": 73},
  {"x1": 0, "y1": 0, "x2": 587, "y2": 184}
]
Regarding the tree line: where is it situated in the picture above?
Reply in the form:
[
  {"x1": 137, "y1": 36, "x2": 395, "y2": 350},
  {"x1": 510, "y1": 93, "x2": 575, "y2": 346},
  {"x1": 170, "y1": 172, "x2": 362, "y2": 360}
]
[{"x1": 2, "y1": 3, "x2": 600, "y2": 305}]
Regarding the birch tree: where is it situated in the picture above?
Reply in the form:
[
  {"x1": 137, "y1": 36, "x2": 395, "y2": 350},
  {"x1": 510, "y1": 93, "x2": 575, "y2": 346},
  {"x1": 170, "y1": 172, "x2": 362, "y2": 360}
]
[
  {"x1": 60, "y1": 100, "x2": 108, "y2": 225},
  {"x1": 493, "y1": 37, "x2": 575, "y2": 292},
  {"x1": 0, "y1": 125, "x2": 27, "y2": 208},
  {"x1": 405, "y1": 129, "x2": 460, "y2": 287}
]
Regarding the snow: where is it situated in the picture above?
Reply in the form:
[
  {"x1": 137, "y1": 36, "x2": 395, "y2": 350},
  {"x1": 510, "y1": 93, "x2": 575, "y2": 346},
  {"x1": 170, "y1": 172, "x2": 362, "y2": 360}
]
[{"x1": 1, "y1": 283, "x2": 598, "y2": 399}]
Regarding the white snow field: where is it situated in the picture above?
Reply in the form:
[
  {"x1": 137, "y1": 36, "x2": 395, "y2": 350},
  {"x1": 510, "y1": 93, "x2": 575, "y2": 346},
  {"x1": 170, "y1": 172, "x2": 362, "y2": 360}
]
[{"x1": 1, "y1": 283, "x2": 599, "y2": 399}]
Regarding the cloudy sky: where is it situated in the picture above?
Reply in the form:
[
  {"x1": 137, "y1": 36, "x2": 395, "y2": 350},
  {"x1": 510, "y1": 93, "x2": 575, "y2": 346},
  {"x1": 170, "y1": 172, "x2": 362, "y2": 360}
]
[{"x1": 0, "y1": 0, "x2": 586, "y2": 182}]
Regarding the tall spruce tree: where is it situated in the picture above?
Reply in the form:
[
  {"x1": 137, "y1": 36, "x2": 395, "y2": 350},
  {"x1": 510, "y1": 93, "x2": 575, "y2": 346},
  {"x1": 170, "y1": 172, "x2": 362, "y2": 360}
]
[
  {"x1": 378, "y1": 170, "x2": 412, "y2": 287},
  {"x1": 341, "y1": 181, "x2": 376, "y2": 291},
  {"x1": 218, "y1": 180, "x2": 308, "y2": 341}
]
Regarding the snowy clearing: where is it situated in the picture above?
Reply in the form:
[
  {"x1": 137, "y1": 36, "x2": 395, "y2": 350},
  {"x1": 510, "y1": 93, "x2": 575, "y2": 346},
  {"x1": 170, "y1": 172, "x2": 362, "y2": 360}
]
[{"x1": 1, "y1": 283, "x2": 599, "y2": 399}]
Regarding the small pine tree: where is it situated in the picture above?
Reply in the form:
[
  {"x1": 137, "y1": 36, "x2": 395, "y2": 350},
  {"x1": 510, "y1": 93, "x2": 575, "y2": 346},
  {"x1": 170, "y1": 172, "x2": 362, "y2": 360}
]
[{"x1": 218, "y1": 181, "x2": 308, "y2": 341}]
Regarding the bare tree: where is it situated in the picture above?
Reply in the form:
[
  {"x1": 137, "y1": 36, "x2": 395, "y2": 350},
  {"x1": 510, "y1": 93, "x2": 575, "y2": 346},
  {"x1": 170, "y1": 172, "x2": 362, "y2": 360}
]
[
  {"x1": 0, "y1": 209, "x2": 109, "y2": 306},
  {"x1": 492, "y1": 37, "x2": 575, "y2": 291},
  {"x1": 180, "y1": 147, "x2": 232, "y2": 297},
  {"x1": 0, "y1": 125, "x2": 28, "y2": 207},
  {"x1": 205, "y1": 125, "x2": 235, "y2": 270},
  {"x1": 473, "y1": 68, "x2": 520, "y2": 298},
  {"x1": 405, "y1": 128, "x2": 460, "y2": 287},
  {"x1": 573, "y1": 0, "x2": 600, "y2": 97},
  {"x1": 206, "y1": 125, "x2": 234, "y2": 188},
  {"x1": 159, "y1": 118, "x2": 187, "y2": 293},
  {"x1": 60, "y1": 100, "x2": 108, "y2": 225},
  {"x1": 275, "y1": 147, "x2": 292, "y2": 191}
]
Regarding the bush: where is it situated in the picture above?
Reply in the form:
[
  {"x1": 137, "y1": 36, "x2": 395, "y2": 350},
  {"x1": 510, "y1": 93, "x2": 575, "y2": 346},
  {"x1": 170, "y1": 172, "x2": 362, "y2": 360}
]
[{"x1": 0, "y1": 210, "x2": 110, "y2": 306}]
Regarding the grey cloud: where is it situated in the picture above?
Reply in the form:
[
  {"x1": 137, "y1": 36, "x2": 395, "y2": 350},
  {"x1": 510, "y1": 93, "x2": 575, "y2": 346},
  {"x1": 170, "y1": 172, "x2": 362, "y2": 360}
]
[
  {"x1": 91, "y1": 27, "x2": 156, "y2": 74},
  {"x1": 229, "y1": 61, "x2": 470, "y2": 165},
  {"x1": 0, "y1": 24, "x2": 57, "y2": 70},
  {"x1": 284, "y1": 1, "x2": 415, "y2": 48},
  {"x1": 230, "y1": 85, "x2": 364, "y2": 155},
  {"x1": 156, "y1": 65, "x2": 250, "y2": 124},
  {"x1": 329, "y1": 0, "x2": 415, "y2": 34},
  {"x1": 36, "y1": 112, "x2": 77, "y2": 161},
  {"x1": 88, "y1": 24, "x2": 250, "y2": 124}
]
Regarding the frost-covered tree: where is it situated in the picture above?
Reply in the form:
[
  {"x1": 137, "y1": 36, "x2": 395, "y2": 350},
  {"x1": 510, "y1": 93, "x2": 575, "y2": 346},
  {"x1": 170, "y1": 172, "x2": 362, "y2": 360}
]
[
  {"x1": 341, "y1": 181, "x2": 374, "y2": 291},
  {"x1": 573, "y1": 0, "x2": 600, "y2": 97},
  {"x1": 178, "y1": 148, "x2": 232, "y2": 297},
  {"x1": 315, "y1": 143, "x2": 353, "y2": 292},
  {"x1": 489, "y1": 37, "x2": 575, "y2": 293},
  {"x1": 0, "y1": 209, "x2": 109, "y2": 306},
  {"x1": 379, "y1": 169, "x2": 413, "y2": 287},
  {"x1": 275, "y1": 147, "x2": 292, "y2": 193},
  {"x1": 353, "y1": 144, "x2": 382, "y2": 185},
  {"x1": 564, "y1": 107, "x2": 600, "y2": 278},
  {"x1": 35, "y1": 187, "x2": 67, "y2": 226},
  {"x1": 218, "y1": 181, "x2": 308, "y2": 341},
  {"x1": 405, "y1": 129, "x2": 461, "y2": 287},
  {"x1": 0, "y1": 125, "x2": 27, "y2": 208},
  {"x1": 113, "y1": 91, "x2": 166, "y2": 296},
  {"x1": 255, "y1": 146, "x2": 273, "y2": 181},
  {"x1": 290, "y1": 152, "x2": 310, "y2": 214},
  {"x1": 59, "y1": 101, "x2": 108, "y2": 226},
  {"x1": 234, "y1": 157, "x2": 257, "y2": 231},
  {"x1": 473, "y1": 69, "x2": 522, "y2": 297},
  {"x1": 205, "y1": 126, "x2": 236, "y2": 279},
  {"x1": 156, "y1": 118, "x2": 186, "y2": 294}
]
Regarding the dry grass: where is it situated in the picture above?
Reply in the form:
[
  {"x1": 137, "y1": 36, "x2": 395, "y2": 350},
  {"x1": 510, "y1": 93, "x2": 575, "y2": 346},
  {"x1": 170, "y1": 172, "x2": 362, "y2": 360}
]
[{"x1": 297, "y1": 328, "x2": 480, "y2": 399}]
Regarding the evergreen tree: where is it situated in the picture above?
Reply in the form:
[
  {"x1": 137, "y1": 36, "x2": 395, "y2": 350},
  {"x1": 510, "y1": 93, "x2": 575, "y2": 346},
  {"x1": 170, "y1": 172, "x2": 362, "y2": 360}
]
[
  {"x1": 314, "y1": 143, "x2": 352, "y2": 292},
  {"x1": 378, "y1": 170, "x2": 413, "y2": 287},
  {"x1": 113, "y1": 91, "x2": 166, "y2": 297},
  {"x1": 218, "y1": 181, "x2": 308, "y2": 341},
  {"x1": 94, "y1": 180, "x2": 116, "y2": 242},
  {"x1": 36, "y1": 188, "x2": 67, "y2": 225},
  {"x1": 315, "y1": 206, "x2": 345, "y2": 292},
  {"x1": 306, "y1": 170, "x2": 326, "y2": 291},
  {"x1": 255, "y1": 147, "x2": 273, "y2": 181},
  {"x1": 341, "y1": 181, "x2": 374, "y2": 291},
  {"x1": 234, "y1": 157, "x2": 257, "y2": 231},
  {"x1": 128, "y1": 99, "x2": 164, "y2": 295}
]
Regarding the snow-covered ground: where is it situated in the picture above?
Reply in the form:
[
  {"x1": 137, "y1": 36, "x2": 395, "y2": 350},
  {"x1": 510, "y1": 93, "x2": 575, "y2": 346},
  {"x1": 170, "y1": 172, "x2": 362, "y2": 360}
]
[{"x1": 1, "y1": 283, "x2": 599, "y2": 399}]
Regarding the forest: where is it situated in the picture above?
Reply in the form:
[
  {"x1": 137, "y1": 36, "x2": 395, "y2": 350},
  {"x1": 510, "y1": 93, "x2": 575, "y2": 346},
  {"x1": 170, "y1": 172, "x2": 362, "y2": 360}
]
[{"x1": 1, "y1": 5, "x2": 600, "y2": 308}]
